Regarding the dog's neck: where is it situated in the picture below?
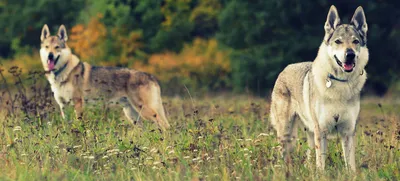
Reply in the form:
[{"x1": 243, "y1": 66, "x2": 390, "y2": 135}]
[
  {"x1": 46, "y1": 54, "x2": 80, "y2": 83},
  {"x1": 53, "y1": 61, "x2": 69, "y2": 77},
  {"x1": 327, "y1": 73, "x2": 349, "y2": 82}
]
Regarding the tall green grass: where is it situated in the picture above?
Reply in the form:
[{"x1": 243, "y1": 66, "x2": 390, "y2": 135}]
[{"x1": 1, "y1": 94, "x2": 399, "y2": 180}]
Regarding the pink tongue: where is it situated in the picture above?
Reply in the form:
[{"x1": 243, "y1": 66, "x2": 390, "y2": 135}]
[
  {"x1": 343, "y1": 64, "x2": 353, "y2": 71},
  {"x1": 48, "y1": 60, "x2": 55, "y2": 70}
]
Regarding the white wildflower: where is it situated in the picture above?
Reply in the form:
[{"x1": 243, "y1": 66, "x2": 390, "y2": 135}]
[
  {"x1": 150, "y1": 148, "x2": 157, "y2": 153},
  {"x1": 257, "y1": 133, "x2": 270, "y2": 137},
  {"x1": 13, "y1": 126, "x2": 21, "y2": 132}
]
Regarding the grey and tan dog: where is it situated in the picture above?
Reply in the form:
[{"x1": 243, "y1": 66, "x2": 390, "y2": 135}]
[
  {"x1": 270, "y1": 5, "x2": 368, "y2": 171},
  {"x1": 39, "y1": 24, "x2": 170, "y2": 130}
]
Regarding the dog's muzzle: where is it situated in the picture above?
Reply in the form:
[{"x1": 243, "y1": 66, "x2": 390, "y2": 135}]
[
  {"x1": 335, "y1": 50, "x2": 356, "y2": 72},
  {"x1": 47, "y1": 53, "x2": 60, "y2": 71},
  {"x1": 345, "y1": 50, "x2": 356, "y2": 62}
]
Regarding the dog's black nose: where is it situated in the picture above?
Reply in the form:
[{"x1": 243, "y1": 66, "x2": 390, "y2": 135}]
[
  {"x1": 345, "y1": 50, "x2": 355, "y2": 61},
  {"x1": 48, "y1": 53, "x2": 54, "y2": 60}
]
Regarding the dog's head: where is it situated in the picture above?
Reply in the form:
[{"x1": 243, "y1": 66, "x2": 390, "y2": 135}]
[
  {"x1": 40, "y1": 24, "x2": 71, "y2": 72},
  {"x1": 324, "y1": 6, "x2": 368, "y2": 73}
]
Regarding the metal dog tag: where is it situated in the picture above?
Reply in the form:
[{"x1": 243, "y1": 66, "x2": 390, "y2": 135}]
[{"x1": 326, "y1": 79, "x2": 332, "y2": 88}]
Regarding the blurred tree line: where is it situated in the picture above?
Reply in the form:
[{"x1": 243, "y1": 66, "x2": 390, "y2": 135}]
[{"x1": 0, "y1": 0, "x2": 399, "y2": 96}]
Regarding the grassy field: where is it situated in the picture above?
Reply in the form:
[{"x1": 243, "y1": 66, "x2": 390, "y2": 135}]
[{"x1": 0, "y1": 92, "x2": 399, "y2": 180}]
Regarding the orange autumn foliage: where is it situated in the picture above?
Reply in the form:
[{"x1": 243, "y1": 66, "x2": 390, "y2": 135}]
[
  {"x1": 68, "y1": 14, "x2": 107, "y2": 61},
  {"x1": 134, "y1": 38, "x2": 231, "y2": 89},
  {"x1": 135, "y1": 52, "x2": 184, "y2": 82}
]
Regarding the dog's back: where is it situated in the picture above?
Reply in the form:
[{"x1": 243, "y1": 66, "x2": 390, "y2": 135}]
[{"x1": 81, "y1": 65, "x2": 159, "y2": 100}]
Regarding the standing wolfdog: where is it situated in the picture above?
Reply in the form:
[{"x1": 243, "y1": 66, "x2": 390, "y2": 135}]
[
  {"x1": 270, "y1": 5, "x2": 368, "y2": 171},
  {"x1": 39, "y1": 24, "x2": 170, "y2": 130}
]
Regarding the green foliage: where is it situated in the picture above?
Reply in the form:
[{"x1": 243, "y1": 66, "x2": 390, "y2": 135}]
[
  {"x1": 0, "y1": 0, "x2": 85, "y2": 57},
  {"x1": 0, "y1": 0, "x2": 399, "y2": 94},
  {"x1": 217, "y1": 0, "x2": 306, "y2": 92},
  {"x1": 190, "y1": 0, "x2": 221, "y2": 38}
]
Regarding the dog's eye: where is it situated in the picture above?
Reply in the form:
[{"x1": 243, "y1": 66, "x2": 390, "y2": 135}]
[
  {"x1": 45, "y1": 46, "x2": 49, "y2": 49},
  {"x1": 353, "y1": 40, "x2": 360, "y2": 45},
  {"x1": 55, "y1": 46, "x2": 60, "y2": 49},
  {"x1": 335, "y1": 40, "x2": 342, "y2": 44}
]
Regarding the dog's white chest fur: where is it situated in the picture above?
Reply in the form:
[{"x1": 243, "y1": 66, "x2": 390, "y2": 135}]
[
  {"x1": 47, "y1": 73, "x2": 74, "y2": 105},
  {"x1": 301, "y1": 72, "x2": 359, "y2": 134}
]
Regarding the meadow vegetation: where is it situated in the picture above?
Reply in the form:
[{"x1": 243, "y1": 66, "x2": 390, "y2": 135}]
[{"x1": 0, "y1": 68, "x2": 399, "y2": 180}]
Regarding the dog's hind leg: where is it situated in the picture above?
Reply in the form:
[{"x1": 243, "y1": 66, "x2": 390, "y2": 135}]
[
  {"x1": 126, "y1": 83, "x2": 170, "y2": 131},
  {"x1": 120, "y1": 97, "x2": 142, "y2": 126},
  {"x1": 73, "y1": 97, "x2": 83, "y2": 120},
  {"x1": 152, "y1": 86, "x2": 170, "y2": 130},
  {"x1": 270, "y1": 94, "x2": 296, "y2": 163}
]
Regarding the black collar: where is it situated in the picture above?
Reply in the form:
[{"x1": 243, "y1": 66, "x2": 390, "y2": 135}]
[
  {"x1": 328, "y1": 73, "x2": 348, "y2": 82},
  {"x1": 327, "y1": 69, "x2": 364, "y2": 83},
  {"x1": 53, "y1": 61, "x2": 68, "y2": 77}
]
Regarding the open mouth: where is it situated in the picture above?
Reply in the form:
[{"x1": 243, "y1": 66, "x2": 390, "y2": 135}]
[
  {"x1": 47, "y1": 55, "x2": 60, "y2": 71},
  {"x1": 334, "y1": 55, "x2": 355, "y2": 72}
]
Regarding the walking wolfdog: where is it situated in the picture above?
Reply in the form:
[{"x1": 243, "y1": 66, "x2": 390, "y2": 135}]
[
  {"x1": 39, "y1": 24, "x2": 170, "y2": 130},
  {"x1": 270, "y1": 5, "x2": 368, "y2": 171}
]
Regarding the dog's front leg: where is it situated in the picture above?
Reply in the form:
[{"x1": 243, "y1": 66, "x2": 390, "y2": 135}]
[
  {"x1": 54, "y1": 97, "x2": 66, "y2": 119},
  {"x1": 73, "y1": 97, "x2": 83, "y2": 120},
  {"x1": 306, "y1": 132, "x2": 315, "y2": 161},
  {"x1": 314, "y1": 126, "x2": 327, "y2": 171},
  {"x1": 341, "y1": 134, "x2": 356, "y2": 172},
  {"x1": 60, "y1": 106, "x2": 66, "y2": 119},
  {"x1": 320, "y1": 131, "x2": 328, "y2": 170}
]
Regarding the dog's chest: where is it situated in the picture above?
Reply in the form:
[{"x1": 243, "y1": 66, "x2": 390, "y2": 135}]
[
  {"x1": 300, "y1": 99, "x2": 359, "y2": 134},
  {"x1": 47, "y1": 73, "x2": 74, "y2": 104},
  {"x1": 316, "y1": 100, "x2": 359, "y2": 132},
  {"x1": 301, "y1": 73, "x2": 360, "y2": 134}
]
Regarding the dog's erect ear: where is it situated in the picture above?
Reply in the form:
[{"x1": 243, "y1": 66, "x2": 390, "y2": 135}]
[
  {"x1": 351, "y1": 6, "x2": 368, "y2": 39},
  {"x1": 41, "y1": 24, "x2": 50, "y2": 42},
  {"x1": 57, "y1": 25, "x2": 68, "y2": 41},
  {"x1": 324, "y1": 5, "x2": 341, "y2": 42}
]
